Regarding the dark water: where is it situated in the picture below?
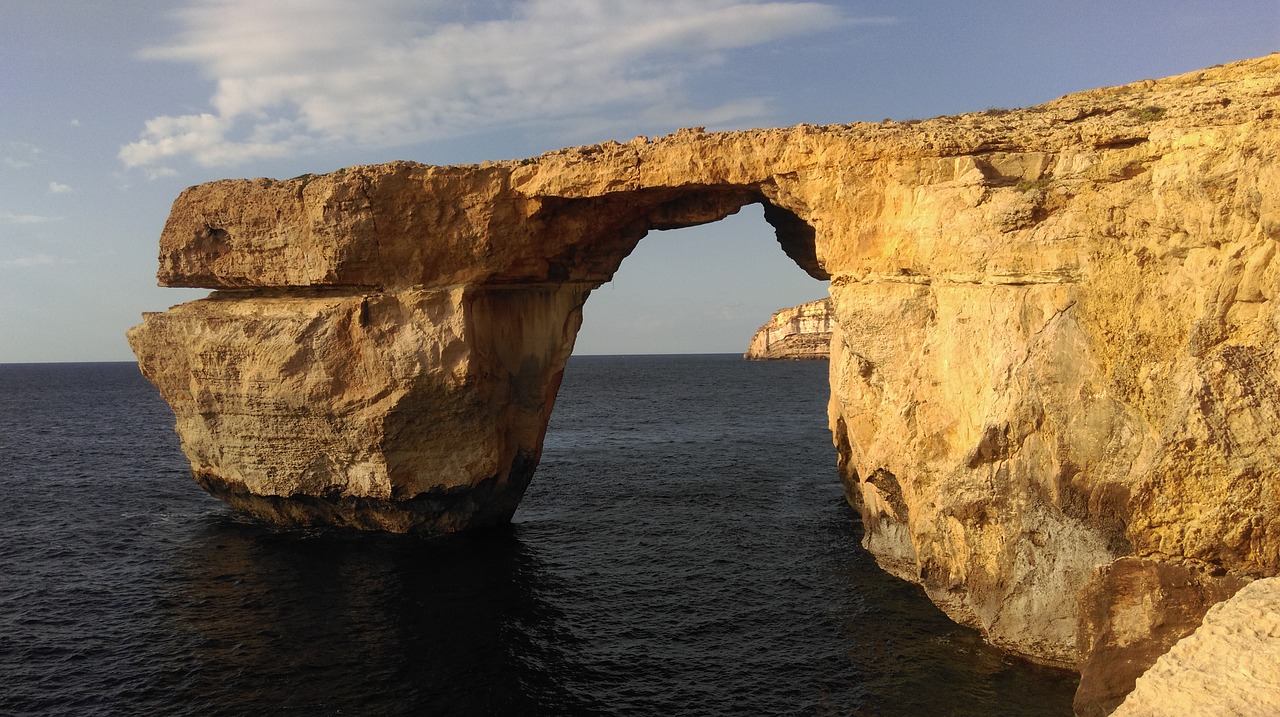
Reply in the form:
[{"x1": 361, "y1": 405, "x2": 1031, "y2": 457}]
[{"x1": 0, "y1": 356, "x2": 1077, "y2": 716}]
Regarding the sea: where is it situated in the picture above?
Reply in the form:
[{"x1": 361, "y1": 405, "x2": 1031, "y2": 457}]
[{"x1": 0, "y1": 355, "x2": 1078, "y2": 716}]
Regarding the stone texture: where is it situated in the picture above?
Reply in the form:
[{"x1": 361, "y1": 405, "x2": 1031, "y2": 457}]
[
  {"x1": 1073, "y1": 558, "x2": 1249, "y2": 716},
  {"x1": 131, "y1": 55, "x2": 1280, "y2": 705},
  {"x1": 744, "y1": 298, "x2": 833, "y2": 360},
  {"x1": 1110, "y1": 576, "x2": 1280, "y2": 717},
  {"x1": 131, "y1": 284, "x2": 589, "y2": 532}
]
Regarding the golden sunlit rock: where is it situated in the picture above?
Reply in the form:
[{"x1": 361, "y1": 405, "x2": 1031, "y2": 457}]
[
  {"x1": 131, "y1": 54, "x2": 1280, "y2": 711},
  {"x1": 744, "y1": 299, "x2": 833, "y2": 360}
]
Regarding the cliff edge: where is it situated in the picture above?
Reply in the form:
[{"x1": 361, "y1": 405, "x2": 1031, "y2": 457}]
[{"x1": 744, "y1": 298, "x2": 833, "y2": 360}]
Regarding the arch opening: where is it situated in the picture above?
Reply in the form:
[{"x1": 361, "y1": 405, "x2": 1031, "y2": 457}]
[
  {"x1": 529, "y1": 185, "x2": 827, "y2": 289},
  {"x1": 568, "y1": 196, "x2": 829, "y2": 357}
]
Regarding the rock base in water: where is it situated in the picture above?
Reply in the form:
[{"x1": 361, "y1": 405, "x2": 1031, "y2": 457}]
[{"x1": 193, "y1": 468, "x2": 534, "y2": 534}]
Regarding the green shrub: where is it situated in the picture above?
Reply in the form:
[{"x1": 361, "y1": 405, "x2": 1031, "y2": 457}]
[
  {"x1": 1014, "y1": 177, "x2": 1052, "y2": 193},
  {"x1": 1129, "y1": 105, "x2": 1167, "y2": 122}
]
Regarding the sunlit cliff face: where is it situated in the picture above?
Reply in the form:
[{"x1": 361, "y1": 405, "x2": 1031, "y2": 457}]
[{"x1": 131, "y1": 55, "x2": 1280, "y2": 713}]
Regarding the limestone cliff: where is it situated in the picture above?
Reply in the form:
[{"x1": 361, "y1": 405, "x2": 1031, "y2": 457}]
[
  {"x1": 744, "y1": 298, "x2": 833, "y2": 360},
  {"x1": 1110, "y1": 577, "x2": 1280, "y2": 716},
  {"x1": 131, "y1": 55, "x2": 1280, "y2": 712}
]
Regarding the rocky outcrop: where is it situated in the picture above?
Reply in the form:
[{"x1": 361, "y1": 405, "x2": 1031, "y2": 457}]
[
  {"x1": 132, "y1": 285, "x2": 586, "y2": 532},
  {"x1": 745, "y1": 298, "x2": 833, "y2": 359},
  {"x1": 1110, "y1": 576, "x2": 1280, "y2": 716},
  {"x1": 131, "y1": 55, "x2": 1280, "y2": 711},
  {"x1": 1073, "y1": 558, "x2": 1249, "y2": 716}
]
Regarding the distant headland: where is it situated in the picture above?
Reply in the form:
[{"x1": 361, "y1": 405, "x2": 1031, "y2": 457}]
[{"x1": 744, "y1": 298, "x2": 833, "y2": 360}]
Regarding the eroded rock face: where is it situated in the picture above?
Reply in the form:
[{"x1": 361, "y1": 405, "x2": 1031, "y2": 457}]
[
  {"x1": 1073, "y1": 558, "x2": 1249, "y2": 716},
  {"x1": 132, "y1": 284, "x2": 589, "y2": 532},
  {"x1": 132, "y1": 55, "x2": 1280, "y2": 704},
  {"x1": 744, "y1": 298, "x2": 833, "y2": 360},
  {"x1": 1110, "y1": 576, "x2": 1280, "y2": 717}
]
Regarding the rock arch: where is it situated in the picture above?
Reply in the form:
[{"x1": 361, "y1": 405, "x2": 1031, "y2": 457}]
[
  {"x1": 131, "y1": 56, "x2": 1280, "y2": 708},
  {"x1": 133, "y1": 161, "x2": 829, "y2": 537}
]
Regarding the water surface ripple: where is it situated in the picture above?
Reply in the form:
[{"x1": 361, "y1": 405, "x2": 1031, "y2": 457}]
[{"x1": 0, "y1": 357, "x2": 1076, "y2": 715}]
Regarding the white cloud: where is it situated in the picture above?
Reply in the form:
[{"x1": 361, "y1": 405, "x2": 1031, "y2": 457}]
[
  {"x1": 143, "y1": 166, "x2": 179, "y2": 180},
  {"x1": 0, "y1": 253, "x2": 69, "y2": 268},
  {"x1": 121, "y1": 0, "x2": 856, "y2": 169},
  {"x1": 48, "y1": 181, "x2": 73, "y2": 194},
  {"x1": 0, "y1": 212, "x2": 59, "y2": 225},
  {"x1": 4, "y1": 142, "x2": 41, "y2": 169}
]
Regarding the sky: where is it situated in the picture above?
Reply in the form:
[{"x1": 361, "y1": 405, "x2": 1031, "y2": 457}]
[{"x1": 1, "y1": 1, "x2": 1277, "y2": 362}]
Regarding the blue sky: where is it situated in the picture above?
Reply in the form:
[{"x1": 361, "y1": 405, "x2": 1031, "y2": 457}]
[{"x1": 1, "y1": 1, "x2": 1276, "y2": 362}]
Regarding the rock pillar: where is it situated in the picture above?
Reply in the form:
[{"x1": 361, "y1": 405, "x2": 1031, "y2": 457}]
[{"x1": 130, "y1": 283, "x2": 590, "y2": 532}]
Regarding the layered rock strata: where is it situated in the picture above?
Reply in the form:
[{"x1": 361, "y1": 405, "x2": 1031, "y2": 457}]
[
  {"x1": 131, "y1": 55, "x2": 1280, "y2": 711},
  {"x1": 132, "y1": 285, "x2": 587, "y2": 532},
  {"x1": 744, "y1": 298, "x2": 833, "y2": 359}
]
